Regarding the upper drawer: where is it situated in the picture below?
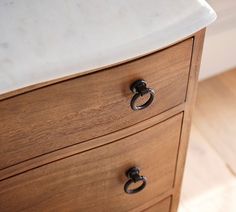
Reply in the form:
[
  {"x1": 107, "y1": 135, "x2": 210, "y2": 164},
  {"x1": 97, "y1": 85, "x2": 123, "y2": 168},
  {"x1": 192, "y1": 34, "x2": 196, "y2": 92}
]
[
  {"x1": 0, "y1": 38, "x2": 192, "y2": 169},
  {"x1": 0, "y1": 114, "x2": 182, "y2": 212}
]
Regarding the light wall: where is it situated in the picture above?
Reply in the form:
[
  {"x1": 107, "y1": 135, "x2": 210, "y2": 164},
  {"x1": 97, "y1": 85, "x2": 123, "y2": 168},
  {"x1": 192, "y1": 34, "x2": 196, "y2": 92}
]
[{"x1": 200, "y1": 0, "x2": 236, "y2": 80}]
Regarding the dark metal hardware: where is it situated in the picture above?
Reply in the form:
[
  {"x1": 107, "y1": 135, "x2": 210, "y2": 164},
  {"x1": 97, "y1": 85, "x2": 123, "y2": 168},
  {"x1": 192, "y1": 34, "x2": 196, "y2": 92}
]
[
  {"x1": 130, "y1": 79, "x2": 155, "y2": 111},
  {"x1": 124, "y1": 167, "x2": 147, "y2": 194}
]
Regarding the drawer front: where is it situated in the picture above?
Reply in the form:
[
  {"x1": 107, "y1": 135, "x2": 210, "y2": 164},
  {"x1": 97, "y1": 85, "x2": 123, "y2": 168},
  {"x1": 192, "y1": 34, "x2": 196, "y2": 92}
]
[
  {"x1": 0, "y1": 114, "x2": 182, "y2": 212},
  {"x1": 0, "y1": 39, "x2": 192, "y2": 169},
  {"x1": 143, "y1": 197, "x2": 171, "y2": 212}
]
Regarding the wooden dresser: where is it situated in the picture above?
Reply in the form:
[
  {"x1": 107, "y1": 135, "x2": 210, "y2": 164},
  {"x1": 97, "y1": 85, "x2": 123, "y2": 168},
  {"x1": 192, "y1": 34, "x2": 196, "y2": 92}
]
[{"x1": 0, "y1": 29, "x2": 205, "y2": 212}]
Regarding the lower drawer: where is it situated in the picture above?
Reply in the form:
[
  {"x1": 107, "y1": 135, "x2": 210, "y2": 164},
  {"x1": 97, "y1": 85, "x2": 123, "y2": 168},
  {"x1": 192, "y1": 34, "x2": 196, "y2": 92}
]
[
  {"x1": 143, "y1": 197, "x2": 171, "y2": 212},
  {"x1": 0, "y1": 113, "x2": 182, "y2": 212}
]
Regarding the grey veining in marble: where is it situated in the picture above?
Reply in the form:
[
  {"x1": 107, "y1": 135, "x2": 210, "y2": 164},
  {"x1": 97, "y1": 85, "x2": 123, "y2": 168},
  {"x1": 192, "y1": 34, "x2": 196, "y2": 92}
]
[{"x1": 0, "y1": 0, "x2": 216, "y2": 94}]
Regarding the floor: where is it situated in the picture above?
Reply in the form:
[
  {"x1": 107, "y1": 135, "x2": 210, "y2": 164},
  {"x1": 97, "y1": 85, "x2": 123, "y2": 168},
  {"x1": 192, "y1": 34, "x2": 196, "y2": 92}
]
[{"x1": 179, "y1": 69, "x2": 236, "y2": 212}]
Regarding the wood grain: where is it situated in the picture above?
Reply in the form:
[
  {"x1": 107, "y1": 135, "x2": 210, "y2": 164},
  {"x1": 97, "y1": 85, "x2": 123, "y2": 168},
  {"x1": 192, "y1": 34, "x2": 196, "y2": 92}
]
[
  {"x1": 0, "y1": 38, "x2": 193, "y2": 170},
  {"x1": 170, "y1": 29, "x2": 206, "y2": 212},
  {"x1": 0, "y1": 29, "x2": 206, "y2": 212},
  {"x1": 143, "y1": 197, "x2": 171, "y2": 212},
  {"x1": 0, "y1": 104, "x2": 185, "y2": 181},
  {"x1": 0, "y1": 114, "x2": 183, "y2": 212},
  {"x1": 130, "y1": 190, "x2": 172, "y2": 212}
]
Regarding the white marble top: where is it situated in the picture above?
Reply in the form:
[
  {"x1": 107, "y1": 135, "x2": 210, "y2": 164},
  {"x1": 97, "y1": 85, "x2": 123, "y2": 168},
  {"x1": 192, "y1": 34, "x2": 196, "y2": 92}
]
[{"x1": 0, "y1": 0, "x2": 216, "y2": 95}]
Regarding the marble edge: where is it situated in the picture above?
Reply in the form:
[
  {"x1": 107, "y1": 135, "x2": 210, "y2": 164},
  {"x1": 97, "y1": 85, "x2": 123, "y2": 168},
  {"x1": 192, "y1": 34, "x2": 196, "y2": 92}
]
[{"x1": 0, "y1": 4, "x2": 217, "y2": 96}]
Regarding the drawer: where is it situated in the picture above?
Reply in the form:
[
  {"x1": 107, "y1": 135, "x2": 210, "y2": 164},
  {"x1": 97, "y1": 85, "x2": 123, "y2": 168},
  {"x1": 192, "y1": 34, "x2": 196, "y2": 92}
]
[
  {"x1": 143, "y1": 197, "x2": 171, "y2": 212},
  {"x1": 0, "y1": 39, "x2": 192, "y2": 169},
  {"x1": 0, "y1": 113, "x2": 182, "y2": 212}
]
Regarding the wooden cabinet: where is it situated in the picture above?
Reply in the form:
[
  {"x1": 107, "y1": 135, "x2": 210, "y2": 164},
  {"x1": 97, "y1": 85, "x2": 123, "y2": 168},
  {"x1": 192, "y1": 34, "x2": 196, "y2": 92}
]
[{"x1": 0, "y1": 29, "x2": 205, "y2": 211}]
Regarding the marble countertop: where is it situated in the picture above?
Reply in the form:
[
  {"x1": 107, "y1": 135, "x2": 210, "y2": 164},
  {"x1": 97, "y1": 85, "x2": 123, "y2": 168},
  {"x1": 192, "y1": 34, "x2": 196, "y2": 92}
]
[{"x1": 0, "y1": 0, "x2": 216, "y2": 95}]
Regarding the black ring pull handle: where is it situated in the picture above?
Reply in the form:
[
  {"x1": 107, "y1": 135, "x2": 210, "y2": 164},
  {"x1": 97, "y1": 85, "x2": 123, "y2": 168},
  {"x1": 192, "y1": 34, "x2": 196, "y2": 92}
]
[
  {"x1": 130, "y1": 79, "x2": 155, "y2": 111},
  {"x1": 124, "y1": 167, "x2": 147, "y2": 194}
]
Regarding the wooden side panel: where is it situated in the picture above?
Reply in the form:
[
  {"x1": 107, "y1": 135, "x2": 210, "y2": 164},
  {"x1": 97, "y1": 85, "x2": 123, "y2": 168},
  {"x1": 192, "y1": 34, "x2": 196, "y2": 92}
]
[
  {"x1": 0, "y1": 114, "x2": 182, "y2": 212},
  {"x1": 170, "y1": 29, "x2": 206, "y2": 212}
]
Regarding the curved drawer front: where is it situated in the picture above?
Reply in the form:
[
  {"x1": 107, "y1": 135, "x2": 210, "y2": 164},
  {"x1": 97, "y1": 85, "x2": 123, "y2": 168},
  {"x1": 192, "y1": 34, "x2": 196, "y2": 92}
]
[
  {"x1": 143, "y1": 197, "x2": 171, "y2": 212},
  {"x1": 0, "y1": 114, "x2": 182, "y2": 212},
  {"x1": 0, "y1": 39, "x2": 192, "y2": 169}
]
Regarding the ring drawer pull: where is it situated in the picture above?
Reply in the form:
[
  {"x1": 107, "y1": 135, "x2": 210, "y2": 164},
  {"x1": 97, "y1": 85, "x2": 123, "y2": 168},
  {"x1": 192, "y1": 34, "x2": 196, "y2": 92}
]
[
  {"x1": 130, "y1": 79, "x2": 155, "y2": 111},
  {"x1": 124, "y1": 167, "x2": 147, "y2": 194}
]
